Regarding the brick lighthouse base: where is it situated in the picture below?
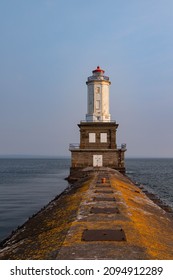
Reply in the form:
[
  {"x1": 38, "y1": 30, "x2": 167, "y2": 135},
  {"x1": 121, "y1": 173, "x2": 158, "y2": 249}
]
[{"x1": 69, "y1": 148, "x2": 126, "y2": 178}]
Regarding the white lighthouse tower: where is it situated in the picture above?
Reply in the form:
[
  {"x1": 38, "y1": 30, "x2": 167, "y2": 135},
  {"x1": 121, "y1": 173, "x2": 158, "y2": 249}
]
[{"x1": 86, "y1": 66, "x2": 111, "y2": 122}]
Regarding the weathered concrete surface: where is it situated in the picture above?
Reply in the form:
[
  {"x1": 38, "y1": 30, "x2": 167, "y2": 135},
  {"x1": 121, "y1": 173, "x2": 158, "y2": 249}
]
[
  {"x1": 0, "y1": 168, "x2": 173, "y2": 260},
  {"x1": 0, "y1": 177, "x2": 92, "y2": 260}
]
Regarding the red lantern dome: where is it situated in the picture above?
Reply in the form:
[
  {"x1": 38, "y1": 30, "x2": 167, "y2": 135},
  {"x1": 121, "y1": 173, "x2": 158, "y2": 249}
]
[{"x1": 92, "y1": 66, "x2": 105, "y2": 74}]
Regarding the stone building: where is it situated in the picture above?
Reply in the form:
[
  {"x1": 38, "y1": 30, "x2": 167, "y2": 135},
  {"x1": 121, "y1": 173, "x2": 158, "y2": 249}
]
[{"x1": 69, "y1": 66, "x2": 126, "y2": 175}]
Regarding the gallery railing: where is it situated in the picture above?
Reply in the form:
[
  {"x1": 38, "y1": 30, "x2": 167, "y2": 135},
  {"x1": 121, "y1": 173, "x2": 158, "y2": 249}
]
[{"x1": 69, "y1": 143, "x2": 127, "y2": 151}]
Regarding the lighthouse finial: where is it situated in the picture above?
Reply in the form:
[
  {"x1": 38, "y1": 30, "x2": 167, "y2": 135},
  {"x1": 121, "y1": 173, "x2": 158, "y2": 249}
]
[{"x1": 93, "y1": 66, "x2": 105, "y2": 74}]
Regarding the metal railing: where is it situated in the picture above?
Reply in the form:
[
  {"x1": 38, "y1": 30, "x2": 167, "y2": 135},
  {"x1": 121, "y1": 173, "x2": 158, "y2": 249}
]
[
  {"x1": 117, "y1": 144, "x2": 127, "y2": 151},
  {"x1": 69, "y1": 143, "x2": 127, "y2": 151},
  {"x1": 80, "y1": 120, "x2": 117, "y2": 123},
  {"x1": 88, "y1": 75, "x2": 109, "y2": 81},
  {"x1": 69, "y1": 143, "x2": 80, "y2": 150}
]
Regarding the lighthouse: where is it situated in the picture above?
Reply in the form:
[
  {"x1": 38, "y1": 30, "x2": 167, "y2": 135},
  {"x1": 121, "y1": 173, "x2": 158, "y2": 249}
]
[
  {"x1": 86, "y1": 66, "x2": 111, "y2": 122},
  {"x1": 69, "y1": 66, "x2": 126, "y2": 175}
]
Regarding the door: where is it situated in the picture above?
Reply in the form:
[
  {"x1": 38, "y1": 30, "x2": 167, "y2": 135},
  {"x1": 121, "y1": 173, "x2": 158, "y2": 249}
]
[{"x1": 93, "y1": 155, "x2": 103, "y2": 167}]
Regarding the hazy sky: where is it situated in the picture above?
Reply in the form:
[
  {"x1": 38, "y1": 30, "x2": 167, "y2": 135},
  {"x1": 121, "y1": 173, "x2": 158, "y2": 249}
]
[{"x1": 0, "y1": 0, "x2": 173, "y2": 157}]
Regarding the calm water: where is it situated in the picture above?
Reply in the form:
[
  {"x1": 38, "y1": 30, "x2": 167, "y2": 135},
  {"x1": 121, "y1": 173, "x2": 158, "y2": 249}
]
[
  {"x1": 0, "y1": 158, "x2": 173, "y2": 242},
  {"x1": 0, "y1": 158, "x2": 70, "y2": 242},
  {"x1": 126, "y1": 158, "x2": 173, "y2": 208}
]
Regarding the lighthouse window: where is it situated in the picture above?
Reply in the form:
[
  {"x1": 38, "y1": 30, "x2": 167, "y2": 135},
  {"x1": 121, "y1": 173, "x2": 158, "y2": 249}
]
[
  {"x1": 96, "y1": 87, "x2": 100, "y2": 93},
  {"x1": 96, "y1": 93, "x2": 100, "y2": 100},
  {"x1": 96, "y1": 100, "x2": 100, "y2": 109},
  {"x1": 89, "y1": 133, "x2": 96, "y2": 143},
  {"x1": 100, "y1": 133, "x2": 107, "y2": 143}
]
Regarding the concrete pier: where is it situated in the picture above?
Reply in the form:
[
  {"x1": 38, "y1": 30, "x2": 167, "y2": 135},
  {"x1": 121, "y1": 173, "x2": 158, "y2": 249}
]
[{"x1": 0, "y1": 168, "x2": 173, "y2": 260}]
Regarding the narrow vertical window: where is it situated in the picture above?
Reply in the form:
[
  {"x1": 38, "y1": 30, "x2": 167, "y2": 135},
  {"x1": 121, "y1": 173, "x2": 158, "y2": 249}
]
[
  {"x1": 89, "y1": 133, "x2": 96, "y2": 143},
  {"x1": 100, "y1": 133, "x2": 107, "y2": 143},
  {"x1": 96, "y1": 87, "x2": 100, "y2": 93},
  {"x1": 96, "y1": 100, "x2": 100, "y2": 109}
]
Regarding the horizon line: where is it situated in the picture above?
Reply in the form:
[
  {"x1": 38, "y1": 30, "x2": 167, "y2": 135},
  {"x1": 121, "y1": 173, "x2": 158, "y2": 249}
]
[{"x1": 0, "y1": 154, "x2": 173, "y2": 159}]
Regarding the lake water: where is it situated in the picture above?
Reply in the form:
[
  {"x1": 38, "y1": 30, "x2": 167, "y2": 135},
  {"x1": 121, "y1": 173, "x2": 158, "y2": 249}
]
[
  {"x1": 0, "y1": 158, "x2": 70, "y2": 242},
  {"x1": 0, "y1": 157, "x2": 172, "y2": 242}
]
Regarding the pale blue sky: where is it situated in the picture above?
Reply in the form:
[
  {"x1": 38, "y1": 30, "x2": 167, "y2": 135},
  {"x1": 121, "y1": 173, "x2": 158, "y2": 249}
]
[{"x1": 0, "y1": 0, "x2": 173, "y2": 157}]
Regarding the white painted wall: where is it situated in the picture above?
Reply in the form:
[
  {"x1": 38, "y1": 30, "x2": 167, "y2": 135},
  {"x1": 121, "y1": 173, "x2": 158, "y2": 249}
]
[{"x1": 86, "y1": 81, "x2": 111, "y2": 122}]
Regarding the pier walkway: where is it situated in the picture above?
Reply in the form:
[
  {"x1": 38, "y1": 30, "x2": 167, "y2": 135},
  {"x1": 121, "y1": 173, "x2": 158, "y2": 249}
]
[
  {"x1": 0, "y1": 168, "x2": 173, "y2": 259},
  {"x1": 57, "y1": 169, "x2": 173, "y2": 259}
]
